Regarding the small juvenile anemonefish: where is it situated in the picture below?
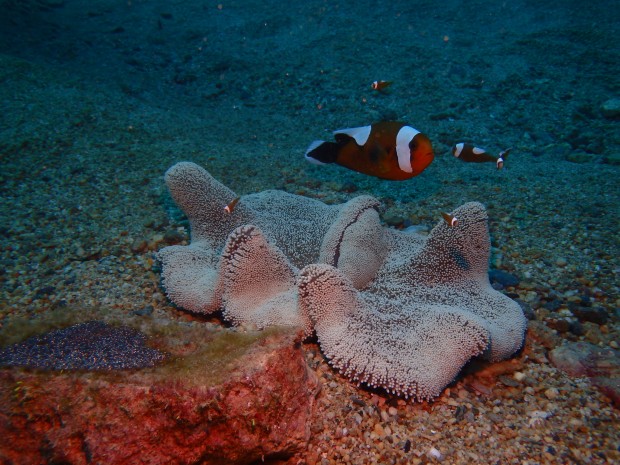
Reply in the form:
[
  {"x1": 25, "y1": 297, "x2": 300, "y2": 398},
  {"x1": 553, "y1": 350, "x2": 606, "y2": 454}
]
[
  {"x1": 441, "y1": 212, "x2": 458, "y2": 227},
  {"x1": 371, "y1": 80, "x2": 392, "y2": 91},
  {"x1": 452, "y1": 143, "x2": 512, "y2": 169},
  {"x1": 305, "y1": 122, "x2": 434, "y2": 181},
  {"x1": 224, "y1": 196, "x2": 240, "y2": 214}
]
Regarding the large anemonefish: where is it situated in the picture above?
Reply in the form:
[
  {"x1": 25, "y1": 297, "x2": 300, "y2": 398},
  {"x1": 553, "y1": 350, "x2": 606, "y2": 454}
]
[
  {"x1": 305, "y1": 122, "x2": 434, "y2": 180},
  {"x1": 452, "y1": 143, "x2": 511, "y2": 169}
]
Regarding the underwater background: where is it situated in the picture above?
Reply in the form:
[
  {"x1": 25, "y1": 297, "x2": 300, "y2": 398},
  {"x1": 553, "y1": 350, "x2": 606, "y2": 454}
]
[{"x1": 0, "y1": 0, "x2": 618, "y2": 464}]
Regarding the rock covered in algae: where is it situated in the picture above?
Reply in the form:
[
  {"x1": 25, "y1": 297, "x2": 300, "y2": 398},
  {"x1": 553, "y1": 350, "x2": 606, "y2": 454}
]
[{"x1": 0, "y1": 322, "x2": 319, "y2": 465}]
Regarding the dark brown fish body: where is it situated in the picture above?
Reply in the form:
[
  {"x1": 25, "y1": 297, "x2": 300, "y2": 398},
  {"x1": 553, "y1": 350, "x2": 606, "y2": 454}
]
[
  {"x1": 452, "y1": 143, "x2": 511, "y2": 169},
  {"x1": 371, "y1": 80, "x2": 393, "y2": 91}
]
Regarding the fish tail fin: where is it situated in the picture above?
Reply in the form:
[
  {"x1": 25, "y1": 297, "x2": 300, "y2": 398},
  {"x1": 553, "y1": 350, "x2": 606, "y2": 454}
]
[{"x1": 305, "y1": 140, "x2": 340, "y2": 165}]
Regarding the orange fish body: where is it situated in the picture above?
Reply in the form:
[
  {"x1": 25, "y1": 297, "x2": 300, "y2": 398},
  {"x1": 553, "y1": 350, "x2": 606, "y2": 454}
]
[{"x1": 305, "y1": 122, "x2": 434, "y2": 181}]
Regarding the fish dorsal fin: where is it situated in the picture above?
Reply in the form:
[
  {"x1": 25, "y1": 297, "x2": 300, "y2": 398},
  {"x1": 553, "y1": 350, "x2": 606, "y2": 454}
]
[{"x1": 333, "y1": 125, "x2": 372, "y2": 146}]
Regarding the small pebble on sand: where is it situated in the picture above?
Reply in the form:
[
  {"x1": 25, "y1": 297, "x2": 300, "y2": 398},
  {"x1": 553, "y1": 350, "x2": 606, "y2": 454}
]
[{"x1": 544, "y1": 387, "x2": 559, "y2": 400}]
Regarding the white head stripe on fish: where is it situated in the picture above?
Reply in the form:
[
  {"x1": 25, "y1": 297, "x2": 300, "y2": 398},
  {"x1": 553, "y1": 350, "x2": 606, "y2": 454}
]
[
  {"x1": 453, "y1": 142, "x2": 464, "y2": 158},
  {"x1": 334, "y1": 125, "x2": 372, "y2": 146},
  {"x1": 441, "y1": 212, "x2": 458, "y2": 227},
  {"x1": 395, "y1": 125, "x2": 420, "y2": 173}
]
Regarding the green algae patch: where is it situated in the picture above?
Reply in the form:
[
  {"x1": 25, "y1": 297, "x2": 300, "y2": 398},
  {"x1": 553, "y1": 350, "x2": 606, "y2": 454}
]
[
  {"x1": 144, "y1": 323, "x2": 299, "y2": 388},
  {"x1": 0, "y1": 306, "x2": 108, "y2": 348}
]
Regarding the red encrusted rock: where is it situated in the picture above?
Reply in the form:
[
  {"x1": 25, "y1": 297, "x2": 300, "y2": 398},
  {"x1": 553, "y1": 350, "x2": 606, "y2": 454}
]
[
  {"x1": 549, "y1": 341, "x2": 620, "y2": 407},
  {"x1": 0, "y1": 325, "x2": 319, "y2": 465}
]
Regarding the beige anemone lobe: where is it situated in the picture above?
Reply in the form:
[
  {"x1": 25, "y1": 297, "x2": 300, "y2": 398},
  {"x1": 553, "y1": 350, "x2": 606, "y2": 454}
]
[
  {"x1": 221, "y1": 225, "x2": 308, "y2": 332},
  {"x1": 318, "y1": 195, "x2": 387, "y2": 289},
  {"x1": 298, "y1": 263, "x2": 491, "y2": 400}
]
